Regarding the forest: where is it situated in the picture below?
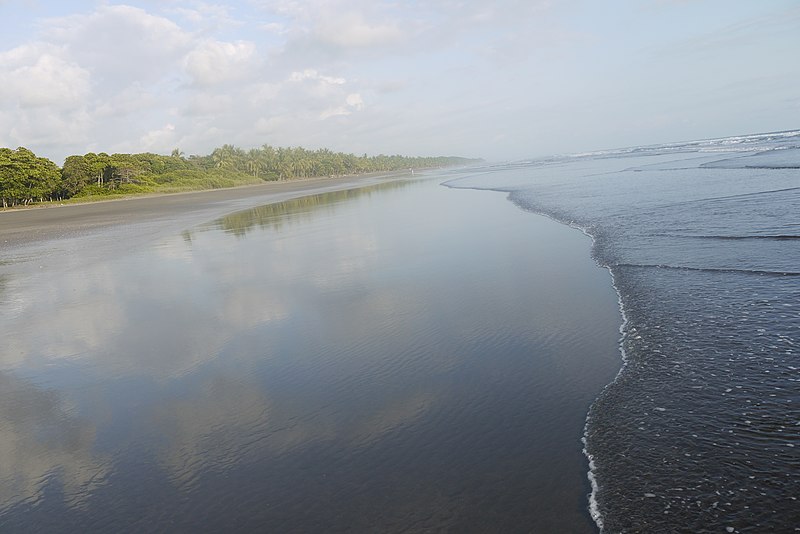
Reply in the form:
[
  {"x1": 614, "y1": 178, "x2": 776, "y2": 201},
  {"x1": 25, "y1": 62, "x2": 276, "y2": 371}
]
[{"x1": 0, "y1": 144, "x2": 477, "y2": 208}]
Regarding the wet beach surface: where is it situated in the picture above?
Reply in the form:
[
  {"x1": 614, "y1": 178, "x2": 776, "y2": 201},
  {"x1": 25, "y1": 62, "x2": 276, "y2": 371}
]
[
  {"x1": 0, "y1": 173, "x2": 406, "y2": 247},
  {"x1": 0, "y1": 174, "x2": 621, "y2": 532}
]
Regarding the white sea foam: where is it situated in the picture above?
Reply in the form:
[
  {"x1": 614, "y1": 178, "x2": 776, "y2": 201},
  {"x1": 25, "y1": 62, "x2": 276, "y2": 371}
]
[{"x1": 583, "y1": 440, "x2": 604, "y2": 530}]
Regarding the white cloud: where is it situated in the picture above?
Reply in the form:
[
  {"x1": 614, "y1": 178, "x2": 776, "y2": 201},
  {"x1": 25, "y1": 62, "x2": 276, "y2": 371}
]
[
  {"x1": 184, "y1": 40, "x2": 258, "y2": 86},
  {"x1": 139, "y1": 123, "x2": 178, "y2": 152},
  {"x1": 168, "y1": 3, "x2": 242, "y2": 30},
  {"x1": 285, "y1": 69, "x2": 351, "y2": 107},
  {"x1": 0, "y1": 4, "x2": 200, "y2": 160},
  {"x1": 319, "y1": 106, "x2": 350, "y2": 120},
  {"x1": 262, "y1": 22, "x2": 287, "y2": 34},
  {"x1": 0, "y1": 43, "x2": 90, "y2": 109},
  {"x1": 0, "y1": 42, "x2": 93, "y2": 155},
  {"x1": 254, "y1": 115, "x2": 290, "y2": 136},
  {"x1": 94, "y1": 84, "x2": 159, "y2": 118},
  {"x1": 288, "y1": 68, "x2": 345, "y2": 85},
  {"x1": 243, "y1": 82, "x2": 281, "y2": 105},
  {"x1": 44, "y1": 5, "x2": 192, "y2": 87},
  {"x1": 319, "y1": 92, "x2": 364, "y2": 120},
  {"x1": 5, "y1": 107, "x2": 93, "y2": 154},
  {"x1": 346, "y1": 93, "x2": 364, "y2": 110},
  {"x1": 314, "y1": 11, "x2": 404, "y2": 48},
  {"x1": 253, "y1": 0, "x2": 312, "y2": 19},
  {"x1": 182, "y1": 92, "x2": 235, "y2": 117}
]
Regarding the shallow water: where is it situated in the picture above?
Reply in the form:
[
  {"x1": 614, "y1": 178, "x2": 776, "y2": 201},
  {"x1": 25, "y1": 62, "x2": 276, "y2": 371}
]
[
  {"x1": 0, "y1": 177, "x2": 621, "y2": 531},
  {"x1": 450, "y1": 130, "x2": 800, "y2": 532}
]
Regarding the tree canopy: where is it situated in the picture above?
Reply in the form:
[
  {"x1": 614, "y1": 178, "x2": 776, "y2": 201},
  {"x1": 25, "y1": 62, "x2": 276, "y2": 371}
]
[
  {"x1": 0, "y1": 144, "x2": 478, "y2": 208},
  {"x1": 0, "y1": 147, "x2": 61, "y2": 207}
]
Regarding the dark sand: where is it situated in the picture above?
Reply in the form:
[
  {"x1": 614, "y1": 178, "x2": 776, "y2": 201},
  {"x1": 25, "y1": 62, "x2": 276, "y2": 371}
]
[
  {"x1": 0, "y1": 171, "x2": 623, "y2": 532},
  {"x1": 0, "y1": 172, "x2": 407, "y2": 247}
]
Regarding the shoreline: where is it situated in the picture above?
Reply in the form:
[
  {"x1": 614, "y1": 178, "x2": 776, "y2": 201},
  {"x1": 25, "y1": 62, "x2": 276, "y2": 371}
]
[
  {"x1": 442, "y1": 177, "x2": 627, "y2": 532},
  {"x1": 0, "y1": 170, "x2": 411, "y2": 247},
  {"x1": 505, "y1": 198, "x2": 629, "y2": 533}
]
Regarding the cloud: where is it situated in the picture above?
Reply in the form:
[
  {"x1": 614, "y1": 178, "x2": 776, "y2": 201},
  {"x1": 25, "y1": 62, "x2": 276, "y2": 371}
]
[
  {"x1": 287, "y1": 69, "x2": 352, "y2": 114},
  {"x1": 139, "y1": 123, "x2": 178, "y2": 152},
  {"x1": 43, "y1": 5, "x2": 192, "y2": 87},
  {"x1": 261, "y1": 22, "x2": 287, "y2": 34},
  {"x1": 168, "y1": 3, "x2": 242, "y2": 30},
  {"x1": 182, "y1": 92, "x2": 235, "y2": 117},
  {"x1": 184, "y1": 39, "x2": 258, "y2": 86},
  {"x1": 0, "y1": 41, "x2": 93, "y2": 153},
  {"x1": 93, "y1": 84, "x2": 160, "y2": 119},
  {"x1": 320, "y1": 93, "x2": 364, "y2": 119},
  {"x1": 288, "y1": 68, "x2": 345, "y2": 85},
  {"x1": 313, "y1": 11, "x2": 404, "y2": 48},
  {"x1": 346, "y1": 93, "x2": 364, "y2": 110},
  {"x1": 0, "y1": 4, "x2": 197, "y2": 161},
  {"x1": 319, "y1": 106, "x2": 349, "y2": 120},
  {"x1": 0, "y1": 43, "x2": 90, "y2": 109},
  {"x1": 242, "y1": 82, "x2": 281, "y2": 106},
  {"x1": 0, "y1": 2, "x2": 385, "y2": 161}
]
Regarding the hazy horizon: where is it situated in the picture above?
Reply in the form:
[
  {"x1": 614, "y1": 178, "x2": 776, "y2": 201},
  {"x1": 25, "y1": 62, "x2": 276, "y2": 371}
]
[{"x1": 1, "y1": 0, "x2": 798, "y2": 165}]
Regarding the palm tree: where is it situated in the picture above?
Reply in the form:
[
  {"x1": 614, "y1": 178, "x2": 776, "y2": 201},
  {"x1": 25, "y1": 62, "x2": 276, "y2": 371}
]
[
  {"x1": 246, "y1": 148, "x2": 262, "y2": 178},
  {"x1": 211, "y1": 144, "x2": 238, "y2": 169}
]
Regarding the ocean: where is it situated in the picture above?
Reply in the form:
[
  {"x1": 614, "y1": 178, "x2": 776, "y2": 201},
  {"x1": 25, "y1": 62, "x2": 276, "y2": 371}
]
[{"x1": 449, "y1": 130, "x2": 800, "y2": 532}]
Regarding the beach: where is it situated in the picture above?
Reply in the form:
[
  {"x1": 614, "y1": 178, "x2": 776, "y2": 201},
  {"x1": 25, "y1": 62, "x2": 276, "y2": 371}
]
[
  {"x1": 2, "y1": 0, "x2": 795, "y2": 530},
  {"x1": 0, "y1": 170, "x2": 622, "y2": 532},
  {"x1": 0, "y1": 172, "x2": 409, "y2": 247}
]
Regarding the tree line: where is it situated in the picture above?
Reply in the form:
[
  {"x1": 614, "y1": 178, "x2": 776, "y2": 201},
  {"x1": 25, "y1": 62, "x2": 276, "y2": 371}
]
[{"x1": 1, "y1": 144, "x2": 478, "y2": 208}]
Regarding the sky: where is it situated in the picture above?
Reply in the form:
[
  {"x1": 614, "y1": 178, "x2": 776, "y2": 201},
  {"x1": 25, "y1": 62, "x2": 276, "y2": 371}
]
[{"x1": 0, "y1": 0, "x2": 798, "y2": 164}]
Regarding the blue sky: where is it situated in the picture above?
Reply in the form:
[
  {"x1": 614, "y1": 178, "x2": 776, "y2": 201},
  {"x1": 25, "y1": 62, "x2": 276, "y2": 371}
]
[{"x1": 1, "y1": 0, "x2": 798, "y2": 163}]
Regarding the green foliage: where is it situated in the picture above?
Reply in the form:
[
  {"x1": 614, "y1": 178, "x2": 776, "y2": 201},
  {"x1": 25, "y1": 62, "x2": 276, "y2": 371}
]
[
  {"x1": 148, "y1": 169, "x2": 261, "y2": 192},
  {"x1": 73, "y1": 183, "x2": 157, "y2": 198},
  {"x1": 1, "y1": 142, "x2": 479, "y2": 207},
  {"x1": 194, "y1": 143, "x2": 476, "y2": 180},
  {"x1": 0, "y1": 147, "x2": 63, "y2": 207}
]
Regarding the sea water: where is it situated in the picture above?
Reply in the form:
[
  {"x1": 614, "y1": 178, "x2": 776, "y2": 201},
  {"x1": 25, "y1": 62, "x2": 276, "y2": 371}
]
[{"x1": 449, "y1": 130, "x2": 800, "y2": 532}]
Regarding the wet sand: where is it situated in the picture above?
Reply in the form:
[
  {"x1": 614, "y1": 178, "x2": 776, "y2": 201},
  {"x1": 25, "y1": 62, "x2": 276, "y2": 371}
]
[
  {"x1": 0, "y1": 175, "x2": 622, "y2": 532},
  {"x1": 0, "y1": 172, "x2": 407, "y2": 247}
]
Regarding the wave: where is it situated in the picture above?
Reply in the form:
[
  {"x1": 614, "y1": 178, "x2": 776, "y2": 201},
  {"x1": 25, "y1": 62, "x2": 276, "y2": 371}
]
[
  {"x1": 652, "y1": 186, "x2": 800, "y2": 208},
  {"x1": 692, "y1": 129, "x2": 800, "y2": 148},
  {"x1": 613, "y1": 263, "x2": 800, "y2": 277},
  {"x1": 701, "y1": 146, "x2": 800, "y2": 169},
  {"x1": 566, "y1": 129, "x2": 800, "y2": 160},
  {"x1": 651, "y1": 233, "x2": 800, "y2": 241},
  {"x1": 702, "y1": 161, "x2": 800, "y2": 170}
]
